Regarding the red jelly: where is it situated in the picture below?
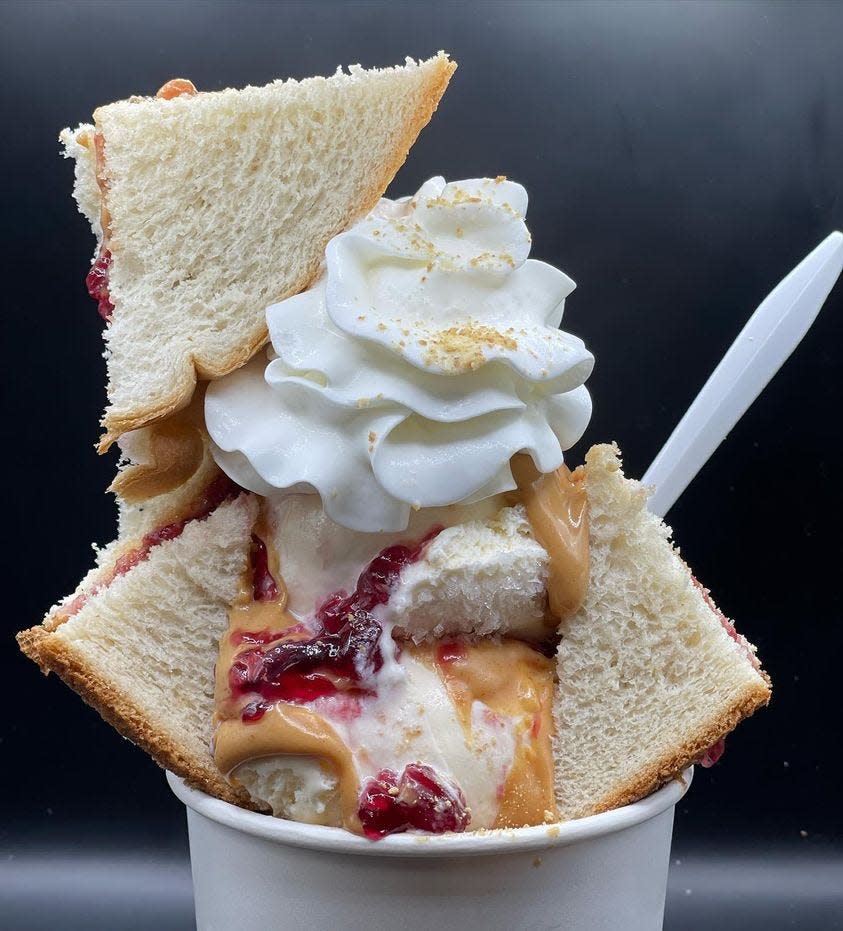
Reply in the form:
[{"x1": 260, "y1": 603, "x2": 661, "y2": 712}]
[
  {"x1": 437, "y1": 641, "x2": 466, "y2": 665},
  {"x1": 699, "y1": 737, "x2": 726, "y2": 768},
  {"x1": 86, "y1": 250, "x2": 114, "y2": 322},
  {"x1": 233, "y1": 527, "x2": 442, "y2": 721},
  {"x1": 358, "y1": 763, "x2": 470, "y2": 838},
  {"x1": 317, "y1": 527, "x2": 442, "y2": 634},
  {"x1": 230, "y1": 611, "x2": 382, "y2": 708},
  {"x1": 62, "y1": 474, "x2": 239, "y2": 618}
]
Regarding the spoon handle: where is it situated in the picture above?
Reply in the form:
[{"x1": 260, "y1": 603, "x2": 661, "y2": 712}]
[{"x1": 643, "y1": 231, "x2": 843, "y2": 518}]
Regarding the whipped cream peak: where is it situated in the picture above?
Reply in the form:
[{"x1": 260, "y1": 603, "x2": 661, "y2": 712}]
[
  {"x1": 324, "y1": 176, "x2": 579, "y2": 381},
  {"x1": 206, "y1": 177, "x2": 594, "y2": 532}
]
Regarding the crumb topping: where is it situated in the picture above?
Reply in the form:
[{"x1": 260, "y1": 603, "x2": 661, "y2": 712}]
[{"x1": 422, "y1": 322, "x2": 519, "y2": 371}]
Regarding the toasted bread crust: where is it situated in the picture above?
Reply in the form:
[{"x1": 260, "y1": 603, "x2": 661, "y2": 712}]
[
  {"x1": 16, "y1": 624, "x2": 258, "y2": 808},
  {"x1": 564, "y1": 662, "x2": 771, "y2": 822},
  {"x1": 97, "y1": 56, "x2": 457, "y2": 451}
]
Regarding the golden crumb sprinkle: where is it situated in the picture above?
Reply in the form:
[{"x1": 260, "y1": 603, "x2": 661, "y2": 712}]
[
  {"x1": 368, "y1": 431, "x2": 377, "y2": 443},
  {"x1": 422, "y1": 321, "x2": 518, "y2": 371},
  {"x1": 469, "y1": 250, "x2": 516, "y2": 268},
  {"x1": 427, "y1": 188, "x2": 483, "y2": 208},
  {"x1": 495, "y1": 175, "x2": 507, "y2": 183}
]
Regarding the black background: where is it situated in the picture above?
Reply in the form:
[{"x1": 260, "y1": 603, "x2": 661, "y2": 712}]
[{"x1": 2, "y1": 1, "x2": 842, "y2": 928}]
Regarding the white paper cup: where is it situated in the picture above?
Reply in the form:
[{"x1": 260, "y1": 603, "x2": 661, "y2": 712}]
[{"x1": 167, "y1": 768, "x2": 692, "y2": 931}]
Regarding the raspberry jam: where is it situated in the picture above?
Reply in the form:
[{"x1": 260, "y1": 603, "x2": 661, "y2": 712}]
[
  {"x1": 86, "y1": 250, "x2": 114, "y2": 322},
  {"x1": 317, "y1": 528, "x2": 441, "y2": 634},
  {"x1": 231, "y1": 527, "x2": 442, "y2": 720},
  {"x1": 699, "y1": 737, "x2": 726, "y2": 768},
  {"x1": 230, "y1": 612, "x2": 382, "y2": 708},
  {"x1": 358, "y1": 763, "x2": 470, "y2": 838}
]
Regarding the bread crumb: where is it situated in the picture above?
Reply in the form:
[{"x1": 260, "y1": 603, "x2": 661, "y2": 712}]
[{"x1": 422, "y1": 322, "x2": 517, "y2": 371}]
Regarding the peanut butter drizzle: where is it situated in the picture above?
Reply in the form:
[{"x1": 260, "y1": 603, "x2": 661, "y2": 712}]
[
  {"x1": 109, "y1": 386, "x2": 207, "y2": 503},
  {"x1": 214, "y1": 600, "x2": 364, "y2": 831},
  {"x1": 213, "y1": 530, "x2": 364, "y2": 831},
  {"x1": 428, "y1": 639, "x2": 558, "y2": 828},
  {"x1": 510, "y1": 456, "x2": 590, "y2": 621}
]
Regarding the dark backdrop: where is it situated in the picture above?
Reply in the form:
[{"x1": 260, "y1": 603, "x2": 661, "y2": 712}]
[{"x1": 2, "y1": 1, "x2": 841, "y2": 928}]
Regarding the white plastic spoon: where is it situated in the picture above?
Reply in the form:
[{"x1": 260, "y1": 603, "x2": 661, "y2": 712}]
[{"x1": 643, "y1": 230, "x2": 843, "y2": 518}]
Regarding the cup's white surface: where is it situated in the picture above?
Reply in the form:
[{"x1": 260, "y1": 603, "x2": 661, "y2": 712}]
[{"x1": 168, "y1": 769, "x2": 692, "y2": 931}]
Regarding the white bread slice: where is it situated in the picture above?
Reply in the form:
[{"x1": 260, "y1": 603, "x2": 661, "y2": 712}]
[
  {"x1": 553, "y1": 444, "x2": 771, "y2": 820},
  {"x1": 17, "y1": 494, "x2": 259, "y2": 805},
  {"x1": 60, "y1": 54, "x2": 456, "y2": 449},
  {"x1": 40, "y1": 390, "x2": 228, "y2": 619}
]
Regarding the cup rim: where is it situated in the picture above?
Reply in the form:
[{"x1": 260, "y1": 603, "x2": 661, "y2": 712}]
[{"x1": 167, "y1": 767, "x2": 693, "y2": 858}]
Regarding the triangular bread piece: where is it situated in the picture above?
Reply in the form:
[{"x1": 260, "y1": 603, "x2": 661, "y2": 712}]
[
  {"x1": 61, "y1": 53, "x2": 456, "y2": 449},
  {"x1": 17, "y1": 492, "x2": 259, "y2": 804},
  {"x1": 553, "y1": 444, "x2": 771, "y2": 820}
]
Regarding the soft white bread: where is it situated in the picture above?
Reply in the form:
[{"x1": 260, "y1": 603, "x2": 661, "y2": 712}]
[
  {"x1": 386, "y1": 505, "x2": 551, "y2": 642},
  {"x1": 35, "y1": 388, "x2": 226, "y2": 617},
  {"x1": 60, "y1": 54, "x2": 456, "y2": 449},
  {"x1": 553, "y1": 444, "x2": 771, "y2": 820},
  {"x1": 17, "y1": 494, "x2": 259, "y2": 805}
]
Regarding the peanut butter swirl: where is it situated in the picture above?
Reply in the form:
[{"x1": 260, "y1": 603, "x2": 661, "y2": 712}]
[{"x1": 511, "y1": 457, "x2": 590, "y2": 621}]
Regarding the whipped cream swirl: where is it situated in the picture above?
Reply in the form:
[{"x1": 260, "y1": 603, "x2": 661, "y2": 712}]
[{"x1": 206, "y1": 177, "x2": 594, "y2": 532}]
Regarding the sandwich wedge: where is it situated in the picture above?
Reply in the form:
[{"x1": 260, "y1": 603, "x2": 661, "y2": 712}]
[
  {"x1": 553, "y1": 445, "x2": 771, "y2": 819},
  {"x1": 18, "y1": 483, "x2": 259, "y2": 804},
  {"x1": 61, "y1": 54, "x2": 455, "y2": 448}
]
